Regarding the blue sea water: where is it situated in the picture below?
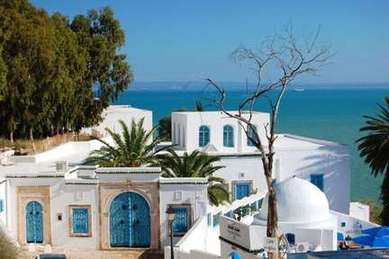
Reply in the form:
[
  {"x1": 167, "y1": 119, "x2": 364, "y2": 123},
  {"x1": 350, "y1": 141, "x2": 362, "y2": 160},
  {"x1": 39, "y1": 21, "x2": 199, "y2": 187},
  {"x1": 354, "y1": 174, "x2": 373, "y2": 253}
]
[{"x1": 115, "y1": 84, "x2": 388, "y2": 202}]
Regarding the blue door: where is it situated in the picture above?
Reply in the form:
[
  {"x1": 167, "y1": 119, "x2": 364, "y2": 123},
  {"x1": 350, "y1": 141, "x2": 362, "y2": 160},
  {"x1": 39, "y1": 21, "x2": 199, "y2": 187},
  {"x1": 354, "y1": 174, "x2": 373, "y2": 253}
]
[
  {"x1": 26, "y1": 201, "x2": 43, "y2": 243},
  {"x1": 110, "y1": 192, "x2": 150, "y2": 247}
]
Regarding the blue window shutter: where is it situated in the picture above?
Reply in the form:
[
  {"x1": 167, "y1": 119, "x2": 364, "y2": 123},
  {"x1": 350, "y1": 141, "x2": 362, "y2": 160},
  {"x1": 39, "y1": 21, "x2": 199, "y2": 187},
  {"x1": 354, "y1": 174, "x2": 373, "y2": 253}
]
[
  {"x1": 310, "y1": 174, "x2": 324, "y2": 191},
  {"x1": 172, "y1": 207, "x2": 189, "y2": 234},
  {"x1": 213, "y1": 212, "x2": 221, "y2": 227},
  {"x1": 234, "y1": 183, "x2": 250, "y2": 200},
  {"x1": 247, "y1": 126, "x2": 257, "y2": 146},
  {"x1": 199, "y1": 126, "x2": 210, "y2": 147},
  {"x1": 72, "y1": 208, "x2": 89, "y2": 234},
  {"x1": 223, "y1": 125, "x2": 234, "y2": 147}
]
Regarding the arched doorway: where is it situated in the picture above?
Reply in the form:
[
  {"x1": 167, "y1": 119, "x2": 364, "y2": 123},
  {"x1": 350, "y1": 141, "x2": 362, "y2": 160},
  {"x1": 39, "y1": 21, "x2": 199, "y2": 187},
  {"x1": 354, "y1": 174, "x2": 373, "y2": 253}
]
[
  {"x1": 110, "y1": 192, "x2": 151, "y2": 247},
  {"x1": 26, "y1": 201, "x2": 43, "y2": 243}
]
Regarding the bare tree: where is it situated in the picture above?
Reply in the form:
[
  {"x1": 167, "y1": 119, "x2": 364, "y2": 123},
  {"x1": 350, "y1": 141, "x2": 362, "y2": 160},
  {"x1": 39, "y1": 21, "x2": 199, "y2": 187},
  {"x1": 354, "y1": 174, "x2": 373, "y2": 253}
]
[{"x1": 207, "y1": 27, "x2": 331, "y2": 258}]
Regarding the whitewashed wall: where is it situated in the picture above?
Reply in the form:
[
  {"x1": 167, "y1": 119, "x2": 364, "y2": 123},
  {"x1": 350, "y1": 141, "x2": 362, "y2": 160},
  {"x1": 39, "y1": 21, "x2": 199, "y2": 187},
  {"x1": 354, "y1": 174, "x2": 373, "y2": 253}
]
[
  {"x1": 82, "y1": 106, "x2": 153, "y2": 137},
  {"x1": 50, "y1": 182, "x2": 98, "y2": 249},
  {"x1": 212, "y1": 143, "x2": 350, "y2": 214},
  {"x1": 276, "y1": 143, "x2": 351, "y2": 213},
  {"x1": 159, "y1": 179, "x2": 208, "y2": 247},
  {"x1": 171, "y1": 111, "x2": 270, "y2": 153},
  {"x1": 0, "y1": 181, "x2": 6, "y2": 227}
]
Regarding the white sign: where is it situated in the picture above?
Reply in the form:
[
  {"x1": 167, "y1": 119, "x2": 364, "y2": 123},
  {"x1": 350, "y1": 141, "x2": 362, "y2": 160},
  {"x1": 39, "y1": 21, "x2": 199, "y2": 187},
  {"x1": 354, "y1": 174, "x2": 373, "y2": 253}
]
[{"x1": 264, "y1": 237, "x2": 278, "y2": 253}]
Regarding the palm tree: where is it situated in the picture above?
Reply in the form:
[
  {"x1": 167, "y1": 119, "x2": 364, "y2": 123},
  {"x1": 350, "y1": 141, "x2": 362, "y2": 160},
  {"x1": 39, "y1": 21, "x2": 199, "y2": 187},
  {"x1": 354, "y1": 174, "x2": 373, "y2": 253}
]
[
  {"x1": 357, "y1": 96, "x2": 389, "y2": 225},
  {"x1": 158, "y1": 149, "x2": 230, "y2": 206},
  {"x1": 86, "y1": 118, "x2": 169, "y2": 167}
]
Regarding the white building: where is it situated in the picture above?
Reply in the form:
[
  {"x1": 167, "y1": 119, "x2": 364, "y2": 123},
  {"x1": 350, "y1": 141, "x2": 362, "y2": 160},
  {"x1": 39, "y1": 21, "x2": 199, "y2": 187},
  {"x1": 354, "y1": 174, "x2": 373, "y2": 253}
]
[
  {"x1": 81, "y1": 105, "x2": 152, "y2": 137},
  {"x1": 0, "y1": 143, "x2": 209, "y2": 257},
  {"x1": 218, "y1": 177, "x2": 376, "y2": 259},
  {"x1": 0, "y1": 106, "x2": 209, "y2": 257},
  {"x1": 0, "y1": 106, "x2": 369, "y2": 259},
  {"x1": 171, "y1": 111, "x2": 351, "y2": 214}
]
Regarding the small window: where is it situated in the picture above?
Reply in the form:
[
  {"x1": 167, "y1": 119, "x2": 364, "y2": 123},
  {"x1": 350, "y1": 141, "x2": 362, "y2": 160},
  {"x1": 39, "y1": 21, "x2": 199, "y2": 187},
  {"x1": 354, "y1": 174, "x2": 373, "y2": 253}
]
[
  {"x1": 171, "y1": 206, "x2": 191, "y2": 236},
  {"x1": 69, "y1": 205, "x2": 91, "y2": 237},
  {"x1": 233, "y1": 181, "x2": 252, "y2": 200},
  {"x1": 285, "y1": 233, "x2": 296, "y2": 245},
  {"x1": 223, "y1": 125, "x2": 234, "y2": 147},
  {"x1": 207, "y1": 213, "x2": 212, "y2": 226},
  {"x1": 0, "y1": 199, "x2": 3, "y2": 212},
  {"x1": 213, "y1": 212, "x2": 221, "y2": 227},
  {"x1": 310, "y1": 174, "x2": 324, "y2": 191},
  {"x1": 250, "y1": 202, "x2": 258, "y2": 213},
  {"x1": 199, "y1": 126, "x2": 210, "y2": 147},
  {"x1": 247, "y1": 125, "x2": 257, "y2": 146}
]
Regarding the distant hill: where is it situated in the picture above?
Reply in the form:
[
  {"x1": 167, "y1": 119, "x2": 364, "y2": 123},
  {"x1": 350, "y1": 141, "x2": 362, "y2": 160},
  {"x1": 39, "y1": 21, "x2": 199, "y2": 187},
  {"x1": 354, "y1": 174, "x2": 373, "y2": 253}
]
[{"x1": 127, "y1": 81, "x2": 389, "y2": 91}]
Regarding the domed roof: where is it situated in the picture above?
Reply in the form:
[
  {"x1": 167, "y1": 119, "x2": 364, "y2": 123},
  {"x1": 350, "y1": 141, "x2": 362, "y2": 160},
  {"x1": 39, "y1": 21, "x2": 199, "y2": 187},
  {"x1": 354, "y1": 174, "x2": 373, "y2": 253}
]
[{"x1": 255, "y1": 177, "x2": 330, "y2": 224}]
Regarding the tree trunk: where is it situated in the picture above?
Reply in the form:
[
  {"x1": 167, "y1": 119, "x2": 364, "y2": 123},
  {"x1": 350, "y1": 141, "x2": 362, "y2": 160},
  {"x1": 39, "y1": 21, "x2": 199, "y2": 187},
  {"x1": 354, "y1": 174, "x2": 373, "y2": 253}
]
[
  {"x1": 9, "y1": 131, "x2": 14, "y2": 144},
  {"x1": 381, "y1": 170, "x2": 389, "y2": 226},
  {"x1": 29, "y1": 128, "x2": 35, "y2": 152}
]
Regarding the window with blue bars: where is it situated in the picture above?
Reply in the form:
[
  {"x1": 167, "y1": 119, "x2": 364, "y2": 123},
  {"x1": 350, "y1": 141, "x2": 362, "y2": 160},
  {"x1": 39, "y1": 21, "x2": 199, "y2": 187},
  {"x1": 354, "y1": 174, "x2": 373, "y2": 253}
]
[
  {"x1": 233, "y1": 182, "x2": 251, "y2": 200},
  {"x1": 199, "y1": 126, "x2": 210, "y2": 147},
  {"x1": 207, "y1": 213, "x2": 212, "y2": 226},
  {"x1": 71, "y1": 206, "x2": 90, "y2": 236},
  {"x1": 247, "y1": 125, "x2": 257, "y2": 146},
  {"x1": 223, "y1": 125, "x2": 234, "y2": 147},
  {"x1": 172, "y1": 207, "x2": 190, "y2": 236},
  {"x1": 310, "y1": 174, "x2": 324, "y2": 191}
]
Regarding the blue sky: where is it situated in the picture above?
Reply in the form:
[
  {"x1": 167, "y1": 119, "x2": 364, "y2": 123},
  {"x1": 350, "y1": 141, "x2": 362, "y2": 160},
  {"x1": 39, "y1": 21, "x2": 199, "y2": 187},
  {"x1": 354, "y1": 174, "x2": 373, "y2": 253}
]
[{"x1": 32, "y1": 0, "x2": 389, "y2": 84}]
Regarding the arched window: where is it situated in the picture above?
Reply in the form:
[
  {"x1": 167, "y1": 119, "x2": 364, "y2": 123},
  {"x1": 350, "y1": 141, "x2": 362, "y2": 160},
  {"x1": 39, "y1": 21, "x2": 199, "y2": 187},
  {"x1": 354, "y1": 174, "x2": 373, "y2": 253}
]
[
  {"x1": 223, "y1": 125, "x2": 234, "y2": 147},
  {"x1": 247, "y1": 125, "x2": 257, "y2": 146},
  {"x1": 199, "y1": 126, "x2": 210, "y2": 147},
  {"x1": 26, "y1": 201, "x2": 43, "y2": 243}
]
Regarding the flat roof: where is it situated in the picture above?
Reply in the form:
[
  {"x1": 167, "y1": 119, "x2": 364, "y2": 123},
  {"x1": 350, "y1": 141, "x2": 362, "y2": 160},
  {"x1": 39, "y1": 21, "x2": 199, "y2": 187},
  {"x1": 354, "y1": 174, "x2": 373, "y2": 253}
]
[{"x1": 172, "y1": 110, "x2": 269, "y2": 116}]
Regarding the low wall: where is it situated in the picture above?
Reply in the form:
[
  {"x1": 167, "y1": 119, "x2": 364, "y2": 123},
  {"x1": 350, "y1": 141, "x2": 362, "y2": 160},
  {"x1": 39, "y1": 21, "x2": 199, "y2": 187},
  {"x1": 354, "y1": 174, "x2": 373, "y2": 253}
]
[{"x1": 164, "y1": 247, "x2": 221, "y2": 259}]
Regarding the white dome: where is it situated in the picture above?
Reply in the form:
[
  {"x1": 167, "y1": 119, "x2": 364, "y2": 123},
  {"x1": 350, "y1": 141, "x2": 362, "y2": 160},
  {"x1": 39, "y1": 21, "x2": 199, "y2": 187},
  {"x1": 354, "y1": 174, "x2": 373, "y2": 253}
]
[{"x1": 255, "y1": 177, "x2": 330, "y2": 224}]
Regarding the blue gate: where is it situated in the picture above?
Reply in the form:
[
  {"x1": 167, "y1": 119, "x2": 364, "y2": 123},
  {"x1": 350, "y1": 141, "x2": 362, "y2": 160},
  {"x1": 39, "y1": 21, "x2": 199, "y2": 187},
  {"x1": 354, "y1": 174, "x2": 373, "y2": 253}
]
[
  {"x1": 110, "y1": 192, "x2": 151, "y2": 247},
  {"x1": 26, "y1": 201, "x2": 43, "y2": 243}
]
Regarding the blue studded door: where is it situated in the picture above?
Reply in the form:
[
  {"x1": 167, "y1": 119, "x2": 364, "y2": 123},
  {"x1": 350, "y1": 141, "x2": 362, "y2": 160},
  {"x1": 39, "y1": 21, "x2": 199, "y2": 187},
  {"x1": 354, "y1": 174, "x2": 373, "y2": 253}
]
[
  {"x1": 26, "y1": 201, "x2": 43, "y2": 243},
  {"x1": 110, "y1": 192, "x2": 151, "y2": 247}
]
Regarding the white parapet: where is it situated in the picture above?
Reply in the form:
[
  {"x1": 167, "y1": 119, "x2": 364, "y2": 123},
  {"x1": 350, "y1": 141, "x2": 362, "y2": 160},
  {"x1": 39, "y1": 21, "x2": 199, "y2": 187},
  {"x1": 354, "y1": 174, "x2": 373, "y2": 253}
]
[{"x1": 349, "y1": 202, "x2": 370, "y2": 222}]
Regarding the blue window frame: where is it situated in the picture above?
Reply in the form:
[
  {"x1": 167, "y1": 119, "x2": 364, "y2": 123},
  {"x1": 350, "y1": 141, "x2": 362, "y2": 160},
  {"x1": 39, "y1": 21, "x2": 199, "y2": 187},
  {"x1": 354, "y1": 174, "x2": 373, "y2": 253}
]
[
  {"x1": 247, "y1": 125, "x2": 257, "y2": 146},
  {"x1": 310, "y1": 174, "x2": 324, "y2": 191},
  {"x1": 199, "y1": 126, "x2": 210, "y2": 147},
  {"x1": 213, "y1": 212, "x2": 221, "y2": 227},
  {"x1": 207, "y1": 213, "x2": 212, "y2": 226},
  {"x1": 233, "y1": 182, "x2": 251, "y2": 200},
  {"x1": 70, "y1": 206, "x2": 90, "y2": 236},
  {"x1": 171, "y1": 206, "x2": 190, "y2": 236},
  {"x1": 223, "y1": 125, "x2": 234, "y2": 147}
]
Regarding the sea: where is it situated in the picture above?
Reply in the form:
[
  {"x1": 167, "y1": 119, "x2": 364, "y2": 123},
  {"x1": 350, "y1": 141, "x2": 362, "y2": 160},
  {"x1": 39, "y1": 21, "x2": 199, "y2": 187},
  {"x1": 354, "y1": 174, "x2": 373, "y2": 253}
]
[{"x1": 115, "y1": 82, "x2": 388, "y2": 202}]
